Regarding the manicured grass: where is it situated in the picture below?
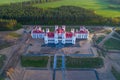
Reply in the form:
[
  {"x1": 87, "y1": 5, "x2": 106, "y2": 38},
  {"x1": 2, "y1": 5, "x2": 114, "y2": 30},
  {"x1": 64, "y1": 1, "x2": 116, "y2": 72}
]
[
  {"x1": 112, "y1": 33, "x2": 120, "y2": 39},
  {"x1": 33, "y1": 0, "x2": 120, "y2": 17},
  {"x1": 0, "y1": 0, "x2": 30, "y2": 5},
  {"x1": 0, "y1": 77, "x2": 4, "y2": 80},
  {"x1": 104, "y1": 38, "x2": 120, "y2": 50},
  {"x1": 22, "y1": 56, "x2": 103, "y2": 68},
  {"x1": 51, "y1": 56, "x2": 103, "y2": 69},
  {"x1": 21, "y1": 56, "x2": 49, "y2": 68},
  {"x1": 96, "y1": 35, "x2": 105, "y2": 44},
  {"x1": 0, "y1": 55, "x2": 5, "y2": 69},
  {"x1": 66, "y1": 57, "x2": 103, "y2": 68},
  {"x1": 111, "y1": 67, "x2": 120, "y2": 80}
]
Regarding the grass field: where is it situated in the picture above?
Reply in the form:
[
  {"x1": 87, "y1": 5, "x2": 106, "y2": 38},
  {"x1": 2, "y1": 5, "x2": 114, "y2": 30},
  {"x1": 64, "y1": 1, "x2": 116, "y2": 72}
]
[
  {"x1": 66, "y1": 57, "x2": 103, "y2": 68},
  {"x1": 111, "y1": 67, "x2": 120, "y2": 80},
  {"x1": 0, "y1": 54, "x2": 5, "y2": 69},
  {"x1": 104, "y1": 38, "x2": 120, "y2": 50},
  {"x1": 112, "y1": 33, "x2": 120, "y2": 39},
  {"x1": 50, "y1": 56, "x2": 103, "y2": 68},
  {"x1": 96, "y1": 35, "x2": 105, "y2": 44},
  {"x1": 0, "y1": 0, "x2": 120, "y2": 17},
  {"x1": 33, "y1": 0, "x2": 120, "y2": 17},
  {"x1": 21, "y1": 56, "x2": 49, "y2": 68},
  {"x1": 0, "y1": 0, "x2": 30, "y2": 5}
]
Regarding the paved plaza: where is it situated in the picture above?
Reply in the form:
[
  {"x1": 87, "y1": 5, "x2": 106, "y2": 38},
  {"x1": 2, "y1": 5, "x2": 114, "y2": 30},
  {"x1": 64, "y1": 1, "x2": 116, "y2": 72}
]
[{"x1": 23, "y1": 70, "x2": 98, "y2": 80}]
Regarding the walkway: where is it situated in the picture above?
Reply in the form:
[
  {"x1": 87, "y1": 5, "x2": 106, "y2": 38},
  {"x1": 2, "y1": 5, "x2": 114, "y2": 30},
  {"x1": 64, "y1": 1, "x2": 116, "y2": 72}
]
[
  {"x1": 98, "y1": 30, "x2": 114, "y2": 46},
  {"x1": 53, "y1": 54, "x2": 67, "y2": 80},
  {"x1": 98, "y1": 29, "x2": 120, "y2": 47},
  {"x1": 97, "y1": 56, "x2": 116, "y2": 80}
]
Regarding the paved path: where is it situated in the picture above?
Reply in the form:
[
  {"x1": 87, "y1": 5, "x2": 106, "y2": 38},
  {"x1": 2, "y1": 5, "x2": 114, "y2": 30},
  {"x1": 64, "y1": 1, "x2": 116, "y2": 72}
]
[
  {"x1": 47, "y1": 56, "x2": 51, "y2": 69},
  {"x1": 97, "y1": 56, "x2": 116, "y2": 80},
  {"x1": 97, "y1": 53, "x2": 120, "y2": 80},
  {"x1": 98, "y1": 30, "x2": 114, "y2": 46},
  {"x1": 98, "y1": 29, "x2": 120, "y2": 47}
]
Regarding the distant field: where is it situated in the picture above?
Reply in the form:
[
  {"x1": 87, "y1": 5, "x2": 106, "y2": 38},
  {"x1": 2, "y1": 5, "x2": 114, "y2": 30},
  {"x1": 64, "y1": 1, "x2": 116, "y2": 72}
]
[
  {"x1": 33, "y1": 0, "x2": 120, "y2": 17},
  {"x1": 0, "y1": 0, "x2": 30, "y2": 5},
  {"x1": 0, "y1": 0, "x2": 120, "y2": 17}
]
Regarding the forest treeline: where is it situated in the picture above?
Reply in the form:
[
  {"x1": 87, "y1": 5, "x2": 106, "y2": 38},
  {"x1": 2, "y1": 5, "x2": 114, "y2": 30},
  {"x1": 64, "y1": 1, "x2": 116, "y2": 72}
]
[
  {"x1": 0, "y1": 19, "x2": 21, "y2": 31},
  {"x1": 0, "y1": 0, "x2": 58, "y2": 30},
  {"x1": 0, "y1": 2, "x2": 120, "y2": 26}
]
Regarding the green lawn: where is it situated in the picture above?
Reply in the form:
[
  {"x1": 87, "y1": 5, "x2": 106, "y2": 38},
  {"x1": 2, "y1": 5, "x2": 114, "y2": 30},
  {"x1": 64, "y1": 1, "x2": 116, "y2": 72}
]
[
  {"x1": 66, "y1": 57, "x2": 103, "y2": 68},
  {"x1": 112, "y1": 33, "x2": 120, "y2": 39},
  {"x1": 1, "y1": 0, "x2": 120, "y2": 17},
  {"x1": 21, "y1": 56, "x2": 49, "y2": 68},
  {"x1": 104, "y1": 38, "x2": 120, "y2": 50},
  {"x1": 111, "y1": 67, "x2": 120, "y2": 80},
  {"x1": 96, "y1": 35, "x2": 105, "y2": 44},
  {"x1": 49, "y1": 56, "x2": 104, "y2": 69},
  {"x1": 21, "y1": 56, "x2": 103, "y2": 68},
  {"x1": 0, "y1": 55, "x2": 5, "y2": 69},
  {"x1": 51, "y1": 56, "x2": 104, "y2": 69},
  {"x1": 0, "y1": 0, "x2": 30, "y2": 5},
  {"x1": 33, "y1": 0, "x2": 120, "y2": 17},
  {"x1": 0, "y1": 77, "x2": 4, "y2": 80}
]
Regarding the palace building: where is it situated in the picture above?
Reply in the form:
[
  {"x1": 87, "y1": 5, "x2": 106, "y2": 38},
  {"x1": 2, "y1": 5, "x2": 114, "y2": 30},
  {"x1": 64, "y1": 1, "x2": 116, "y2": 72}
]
[{"x1": 31, "y1": 25, "x2": 89, "y2": 44}]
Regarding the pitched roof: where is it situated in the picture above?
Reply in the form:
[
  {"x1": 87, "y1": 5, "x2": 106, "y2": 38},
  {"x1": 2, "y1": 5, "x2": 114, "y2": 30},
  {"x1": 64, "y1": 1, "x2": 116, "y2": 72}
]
[
  {"x1": 66, "y1": 32, "x2": 73, "y2": 38},
  {"x1": 76, "y1": 27, "x2": 88, "y2": 34},
  {"x1": 47, "y1": 32, "x2": 54, "y2": 38},
  {"x1": 33, "y1": 30, "x2": 44, "y2": 33},
  {"x1": 56, "y1": 27, "x2": 64, "y2": 33}
]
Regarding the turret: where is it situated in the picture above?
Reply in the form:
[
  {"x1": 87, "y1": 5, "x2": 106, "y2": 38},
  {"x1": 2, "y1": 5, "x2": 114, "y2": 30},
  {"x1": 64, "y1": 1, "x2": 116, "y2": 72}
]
[
  {"x1": 38, "y1": 27, "x2": 41, "y2": 30},
  {"x1": 71, "y1": 28, "x2": 75, "y2": 33},
  {"x1": 55, "y1": 25, "x2": 58, "y2": 30},
  {"x1": 46, "y1": 28, "x2": 50, "y2": 33},
  {"x1": 80, "y1": 26, "x2": 85, "y2": 31},
  {"x1": 35, "y1": 26, "x2": 38, "y2": 30},
  {"x1": 62, "y1": 25, "x2": 66, "y2": 31},
  {"x1": 54, "y1": 31, "x2": 58, "y2": 44},
  {"x1": 44, "y1": 33, "x2": 48, "y2": 44},
  {"x1": 43, "y1": 29, "x2": 45, "y2": 32},
  {"x1": 72, "y1": 35, "x2": 76, "y2": 44},
  {"x1": 62, "y1": 32, "x2": 66, "y2": 39},
  {"x1": 76, "y1": 29, "x2": 78, "y2": 32},
  {"x1": 54, "y1": 31, "x2": 58, "y2": 38},
  {"x1": 62, "y1": 32, "x2": 66, "y2": 44}
]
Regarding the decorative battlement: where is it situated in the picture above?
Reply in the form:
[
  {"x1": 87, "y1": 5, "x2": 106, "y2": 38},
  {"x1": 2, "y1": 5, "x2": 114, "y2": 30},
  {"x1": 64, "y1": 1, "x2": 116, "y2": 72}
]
[{"x1": 31, "y1": 25, "x2": 89, "y2": 44}]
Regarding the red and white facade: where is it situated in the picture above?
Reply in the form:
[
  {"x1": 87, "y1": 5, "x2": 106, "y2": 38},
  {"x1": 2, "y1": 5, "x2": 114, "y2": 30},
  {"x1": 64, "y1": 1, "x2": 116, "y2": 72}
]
[
  {"x1": 75, "y1": 26, "x2": 89, "y2": 39},
  {"x1": 31, "y1": 26, "x2": 45, "y2": 38},
  {"x1": 31, "y1": 25, "x2": 89, "y2": 44}
]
